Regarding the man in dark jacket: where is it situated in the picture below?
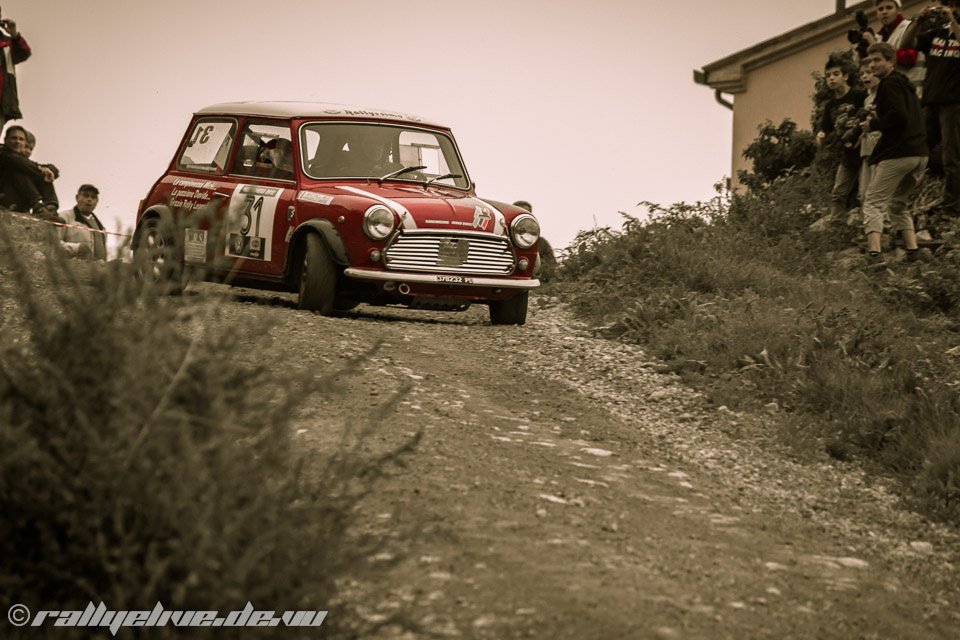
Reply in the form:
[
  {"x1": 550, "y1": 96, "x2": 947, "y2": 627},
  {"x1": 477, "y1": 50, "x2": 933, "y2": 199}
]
[
  {"x1": 903, "y1": 0, "x2": 960, "y2": 215},
  {"x1": 860, "y1": 41, "x2": 928, "y2": 261},
  {"x1": 0, "y1": 6, "x2": 30, "y2": 129}
]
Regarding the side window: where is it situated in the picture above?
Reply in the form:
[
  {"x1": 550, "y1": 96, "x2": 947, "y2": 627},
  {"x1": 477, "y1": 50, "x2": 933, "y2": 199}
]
[
  {"x1": 178, "y1": 119, "x2": 236, "y2": 173},
  {"x1": 231, "y1": 122, "x2": 295, "y2": 181}
]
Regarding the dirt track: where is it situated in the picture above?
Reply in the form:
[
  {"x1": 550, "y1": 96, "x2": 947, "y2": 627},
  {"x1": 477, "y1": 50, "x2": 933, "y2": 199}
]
[{"x1": 180, "y1": 285, "x2": 960, "y2": 638}]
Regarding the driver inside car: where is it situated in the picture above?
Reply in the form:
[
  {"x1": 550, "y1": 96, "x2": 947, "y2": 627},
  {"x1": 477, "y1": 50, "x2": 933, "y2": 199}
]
[{"x1": 264, "y1": 138, "x2": 295, "y2": 179}]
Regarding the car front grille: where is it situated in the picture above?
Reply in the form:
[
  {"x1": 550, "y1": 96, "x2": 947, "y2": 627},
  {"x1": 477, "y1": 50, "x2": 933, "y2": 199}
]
[{"x1": 384, "y1": 232, "x2": 515, "y2": 275}]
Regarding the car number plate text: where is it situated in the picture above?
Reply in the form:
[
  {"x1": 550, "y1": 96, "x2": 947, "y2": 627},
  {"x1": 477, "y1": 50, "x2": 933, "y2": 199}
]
[{"x1": 436, "y1": 275, "x2": 473, "y2": 284}]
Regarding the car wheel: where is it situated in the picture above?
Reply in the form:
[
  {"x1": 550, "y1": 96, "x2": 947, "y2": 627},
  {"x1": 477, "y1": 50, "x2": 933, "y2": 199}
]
[
  {"x1": 489, "y1": 292, "x2": 528, "y2": 326},
  {"x1": 298, "y1": 233, "x2": 336, "y2": 314},
  {"x1": 133, "y1": 216, "x2": 183, "y2": 294}
]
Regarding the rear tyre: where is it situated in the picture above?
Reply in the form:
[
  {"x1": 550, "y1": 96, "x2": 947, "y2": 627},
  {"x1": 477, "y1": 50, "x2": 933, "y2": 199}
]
[
  {"x1": 489, "y1": 292, "x2": 528, "y2": 325},
  {"x1": 298, "y1": 233, "x2": 337, "y2": 314},
  {"x1": 133, "y1": 216, "x2": 183, "y2": 295}
]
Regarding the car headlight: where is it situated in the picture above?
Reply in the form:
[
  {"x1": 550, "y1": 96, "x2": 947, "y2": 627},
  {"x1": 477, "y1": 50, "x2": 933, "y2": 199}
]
[
  {"x1": 511, "y1": 214, "x2": 540, "y2": 249},
  {"x1": 363, "y1": 205, "x2": 396, "y2": 240}
]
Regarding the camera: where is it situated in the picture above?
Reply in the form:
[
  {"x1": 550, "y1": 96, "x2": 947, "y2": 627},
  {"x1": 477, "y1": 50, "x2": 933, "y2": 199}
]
[
  {"x1": 915, "y1": 2, "x2": 957, "y2": 34},
  {"x1": 847, "y1": 10, "x2": 874, "y2": 59},
  {"x1": 841, "y1": 107, "x2": 874, "y2": 148}
]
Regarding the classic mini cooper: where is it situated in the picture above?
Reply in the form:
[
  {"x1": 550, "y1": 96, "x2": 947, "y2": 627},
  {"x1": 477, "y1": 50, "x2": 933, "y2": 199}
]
[{"x1": 132, "y1": 102, "x2": 541, "y2": 324}]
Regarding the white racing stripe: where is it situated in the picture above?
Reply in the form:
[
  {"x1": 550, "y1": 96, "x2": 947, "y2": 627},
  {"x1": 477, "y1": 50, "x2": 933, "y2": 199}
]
[{"x1": 336, "y1": 185, "x2": 417, "y2": 229}]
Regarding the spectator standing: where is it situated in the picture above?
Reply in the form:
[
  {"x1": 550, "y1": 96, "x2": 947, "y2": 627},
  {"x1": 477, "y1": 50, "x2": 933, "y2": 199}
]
[
  {"x1": 0, "y1": 124, "x2": 59, "y2": 217},
  {"x1": 903, "y1": 0, "x2": 960, "y2": 216},
  {"x1": 857, "y1": 62, "x2": 882, "y2": 218},
  {"x1": 59, "y1": 184, "x2": 106, "y2": 260},
  {"x1": 0, "y1": 6, "x2": 30, "y2": 129},
  {"x1": 860, "y1": 42, "x2": 928, "y2": 261},
  {"x1": 817, "y1": 59, "x2": 866, "y2": 219},
  {"x1": 865, "y1": 0, "x2": 924, "y2": 91}
]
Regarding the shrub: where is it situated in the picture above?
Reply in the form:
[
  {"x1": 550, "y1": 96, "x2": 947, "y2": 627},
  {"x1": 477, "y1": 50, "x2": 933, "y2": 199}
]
[
  {"x1": 0, "y1": 219, "x2": 418, "y2": 638},
  {"x1": 738, "y1": 119, "x2": 818, "y2": 191},
  {"x1": 554, "y1": 171, "x2": 960, "y2": 525}
]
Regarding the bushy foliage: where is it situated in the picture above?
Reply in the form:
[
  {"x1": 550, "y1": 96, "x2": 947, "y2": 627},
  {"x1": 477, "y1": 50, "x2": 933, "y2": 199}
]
[
  {"x1": 737, "y1": 119, "x2": 817, "y2": 190},
  {"x1": 0, "y1": 221, "x2": 418, "y2": 638},
  {"x1": 555, "y1": 173, "x2": 960, "y2": 525}
]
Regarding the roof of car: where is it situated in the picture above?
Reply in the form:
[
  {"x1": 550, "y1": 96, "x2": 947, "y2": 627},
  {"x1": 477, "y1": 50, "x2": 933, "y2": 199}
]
[{"x1": 195, "y1": 101, "x2": 446, "y2": 128}]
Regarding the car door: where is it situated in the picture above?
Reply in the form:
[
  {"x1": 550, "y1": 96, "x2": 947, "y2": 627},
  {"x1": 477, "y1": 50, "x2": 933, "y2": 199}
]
[
  {"x1": 166, "y1": 117, "x2": 239, "y2": 271},
  {"x1": 219, "y1": 120, "x2": 297, "y2": 279}
]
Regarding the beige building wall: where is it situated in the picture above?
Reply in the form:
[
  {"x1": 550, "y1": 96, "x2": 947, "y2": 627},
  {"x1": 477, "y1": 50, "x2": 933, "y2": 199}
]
[{"x1": 729, "y1": 31, "x2": 852, "y2": 185}]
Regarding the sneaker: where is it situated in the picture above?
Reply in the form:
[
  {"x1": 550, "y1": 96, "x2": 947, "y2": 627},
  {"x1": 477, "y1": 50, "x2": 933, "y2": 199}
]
[
  {"x1": 905, "y1": 248, "x2": 933, "y2": 263},
  {"x1": 862, "y1": 252, "x2": 887, "y2": 270}
]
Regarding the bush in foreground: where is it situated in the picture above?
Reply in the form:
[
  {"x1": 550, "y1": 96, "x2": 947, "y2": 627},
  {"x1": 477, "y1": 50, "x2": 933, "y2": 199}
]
[{"x1": 0, "y1": 219, "x2": 417, "y2": 638}]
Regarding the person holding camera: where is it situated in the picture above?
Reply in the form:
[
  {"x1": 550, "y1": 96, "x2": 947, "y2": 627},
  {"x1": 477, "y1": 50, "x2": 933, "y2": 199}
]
[
  {"x1": 853, "y1": 2, "x2": 923, "y2": 90},
  {"x1": 903, "y1": 0, "x2": 960, "y2": 216},
  {"x1": 817, "y1": 58, "x2": 866, "y2": 220},
  {"x1": 860, "y1": 42, "x2": 928, "y2": 262},
  {"x1": 0, "y1": 5, "x2": 30, "y2": 130}
]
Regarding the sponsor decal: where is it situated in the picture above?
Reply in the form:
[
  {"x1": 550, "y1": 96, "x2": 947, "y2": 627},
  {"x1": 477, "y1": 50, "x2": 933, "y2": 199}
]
[
  {"x1": 321, "y1": 108, "x2": 421, "y2": 122},
  {"x1": 297, "y1": 192, "x2": 335, "y2": 206},
  {"x1": 169, "y1": 178, "x2": 220, "y2": 211},
  {"x1": 472, "y1": 206, "x2": 492, "y2": 231},
  {"x1": 184, "y1": 228, "x2": 208, "y2": 264},
  {"x1": 476, "y1": 199, "x2": 507, "y2": 236}
]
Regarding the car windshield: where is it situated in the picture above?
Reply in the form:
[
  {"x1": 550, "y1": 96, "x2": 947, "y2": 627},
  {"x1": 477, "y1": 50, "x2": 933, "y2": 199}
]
[{"x1": 299, "y1": 122, "x2": 469, "y2": 188}]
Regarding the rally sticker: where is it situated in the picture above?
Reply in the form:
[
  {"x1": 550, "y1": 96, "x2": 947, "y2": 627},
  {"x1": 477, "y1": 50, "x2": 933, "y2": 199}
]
[
  {"x1": 297, "y1": 191, "x2": 334, "y2": 206},
  {"x1": 184, "y1": 228, "x2": 207, "y2": 264},
  {"x1": 226, "y1": 185, "x2": 282, "y2": 261}
]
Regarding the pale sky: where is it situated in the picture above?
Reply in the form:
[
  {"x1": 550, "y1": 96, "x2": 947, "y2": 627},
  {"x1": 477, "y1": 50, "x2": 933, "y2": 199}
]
[{"x1": 5, "y1": 1, "x2": 853, "y2": 252}]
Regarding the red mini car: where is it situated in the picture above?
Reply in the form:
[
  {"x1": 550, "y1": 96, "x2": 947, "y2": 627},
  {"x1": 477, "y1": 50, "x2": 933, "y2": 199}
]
[{"x1": 132, "y1": 102, "x2": 541, "y2": 324}]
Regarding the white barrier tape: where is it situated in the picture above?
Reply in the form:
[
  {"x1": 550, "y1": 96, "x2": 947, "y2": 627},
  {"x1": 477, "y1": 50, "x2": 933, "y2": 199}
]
[{"x1": 2, "y1": 209, "x2": 132, "y2": 238}]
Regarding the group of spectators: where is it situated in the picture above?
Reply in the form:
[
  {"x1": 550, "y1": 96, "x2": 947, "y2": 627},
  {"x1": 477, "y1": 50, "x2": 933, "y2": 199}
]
[
  {"x1": 818, "y1": 0, "x2": 960, "y2": 262},
  {"x1": 0, "y1": 7, "x2": 106, "y2": 260}
]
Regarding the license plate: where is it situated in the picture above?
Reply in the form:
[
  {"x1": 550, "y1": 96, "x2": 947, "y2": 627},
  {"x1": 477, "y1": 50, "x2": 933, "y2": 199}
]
[{"x1": 436, "y1": 275, "x2": 473, "y2": 284}]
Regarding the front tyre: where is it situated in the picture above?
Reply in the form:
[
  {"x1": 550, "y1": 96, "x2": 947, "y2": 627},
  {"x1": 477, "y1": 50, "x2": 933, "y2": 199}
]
[
  {"x1": 133, "y1": 216, "x2": 183, "y2": 295},
  {"x1": 298, "y1": 233, "x2": 337, "y2": 314},
  {"x1": 489, "y1": 291, "x2": 528, "y2": 326}
]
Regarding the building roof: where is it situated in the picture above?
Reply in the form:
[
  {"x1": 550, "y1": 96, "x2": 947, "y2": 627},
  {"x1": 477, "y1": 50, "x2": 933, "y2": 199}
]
[
  {"x1": 195, "y1": 101, "x2": 446, "y2": 128},
  {"x1": 694, "y1": 0, "x2": 926, "y2": 94}
]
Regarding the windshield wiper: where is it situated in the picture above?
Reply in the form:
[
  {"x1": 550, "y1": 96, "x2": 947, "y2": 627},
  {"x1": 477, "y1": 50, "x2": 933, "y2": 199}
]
[
  {"x1": 426, "y1": 173, "x2": 463, "y2": 186},
  {"x1": 378, "y1": 165, "x2": 427, "y2": 184}
]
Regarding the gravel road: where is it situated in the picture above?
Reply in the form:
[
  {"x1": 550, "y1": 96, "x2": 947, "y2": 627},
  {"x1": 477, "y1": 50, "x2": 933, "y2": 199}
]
[
  {"x1": 10, "y1": 215, "x2": 953, "y2": 638},
  {"x1": 197, "y1": 285, "x2": 960, "y2": 640}
]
